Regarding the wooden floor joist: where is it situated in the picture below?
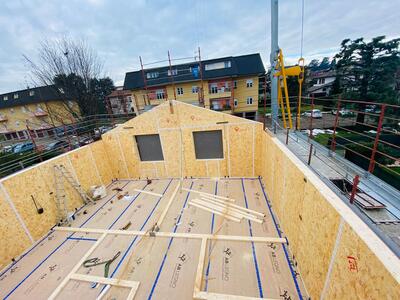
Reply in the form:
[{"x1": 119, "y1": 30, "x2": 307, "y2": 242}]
[
  {"x1": 199, "y1": 196, "x2": 266, "y2": 217},
  {"x1": 134, "y1": 189, "x2": 163, "y2": 197},
  {"x1": 188, "y1": 201, "x2": 242, "y2": 222}
]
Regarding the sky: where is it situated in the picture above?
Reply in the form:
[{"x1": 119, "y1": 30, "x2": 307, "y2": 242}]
[{"x1": 0, "y1": 0, "x2": 399, "y2": 93}]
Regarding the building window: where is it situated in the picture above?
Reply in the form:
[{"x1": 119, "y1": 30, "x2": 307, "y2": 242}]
[
  {"x1": 318, "y1": 78, "x2": 325, "y2": 84},
  {"x1": 14, "y1": 93, "x2": 19, "y2": 99},
  {"x1": 246, "y1": 79, "x2": 253, "y2": 88},
  {"x1": 210, "y1": 84, "x2": 218, "y2": 94},
  {"x1": 205, "y1": 61, "x2": 231, "y2": 71},
  {"x1": 168, "y1": 69, "x2": 178, "y2": 76},
  {"x1": 10, "y1": 108, "x2": 14, "y2": 114},
  {"x1": 68, "y1": 101, "x2": 74, "y2": 108},
  {"x1": 29, "y1": 90, "x2": 35, "y2": 96},
  {"x1": 246, "y1": 97, "x2": 253, "y2": 105},
  {"x1": 135, "y1": 134, "x2": 164, "y2": 161},
  {"x1": 192, "y1": 86, "x2": 199, "y2": 94},
  {"x1": 146, "y1": 72, "x2": 159, "y2": 79},
  {"x1": 15, "y1": 121, "x2": 20, "y2": 126},
  {"x1": 234, "y1": 99, "x2": 238, "y2": 107},
  {"x1": 156, "y1": 89, "x2": 166, "y2": 100},
  {"x1": 233, "y1": 81, "x2": 237, "y2": 89},
  {"x1": 21, "y1": 106, "x2": 27, "y2": 113},
  {"x1": 177, "y1": 87, "x2": 183, "y2": 95},
  {"x1": 58, "y1": 88, "x2": 65, "y2": 94},
  {"x1": 3, "y1": 95, "x2": 8, "y2": 101},
  {"x1": 193, "y1": 130, "x2": 223, "y2": 159}
]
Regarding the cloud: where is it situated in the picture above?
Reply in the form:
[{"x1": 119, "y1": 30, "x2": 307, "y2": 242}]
[{"x1": 0, "y1": 0, "x2": 399, "y2": 93}]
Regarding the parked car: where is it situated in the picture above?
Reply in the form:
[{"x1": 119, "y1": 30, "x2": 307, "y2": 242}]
[
  {"x1": 331, "y1": 109, "x2": 354, "y2": 117},
  {"x1": 55, "y1": 125, "x2": 76, "y2": 137},
  {"x1": 79, "y1": 137, "x2": 94, "y2": 146},
  {"x1": 45, "y1": 140, "x2": 70, "y2": 152},
  {"x1": 13, "y1": 142, "x2": 35, "y2": 154},
  {"x1": 303, "y1": 109, "x2": 322, "y2": 118}
]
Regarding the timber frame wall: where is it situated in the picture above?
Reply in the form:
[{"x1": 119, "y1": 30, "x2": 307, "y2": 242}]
[{"x1": 0, "y1": 100, "x2": 399, "y2": 299}]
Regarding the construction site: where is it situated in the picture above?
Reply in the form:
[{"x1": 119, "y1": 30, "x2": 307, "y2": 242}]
[{"x1": 0, "y1": 99, "x2": 399, "y2": 300}]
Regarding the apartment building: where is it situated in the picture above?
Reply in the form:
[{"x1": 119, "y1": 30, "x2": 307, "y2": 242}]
[
  {"x1": 0, "y1": 86, "x2": 78, "y2": 141},
  {"x1": 122, "y1": 53, "x2": 265, "y2": 119}
]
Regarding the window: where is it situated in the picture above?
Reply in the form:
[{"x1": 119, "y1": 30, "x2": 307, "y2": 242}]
[
  {"x1": 29, "y1": 90, "x2": 35, "y2": 96},
  {"x1": 21, "y1": 106, "x2": 27, "y2": 113},
  {"x1": 246, "y1": 97, "x2": 253, "y2": 105},
  {"x1": 135, "y1": 134, "x2": 164, "y2": 161},
  {"x1": 14, "y1": 93, "x2": 19, "y2": 99},
  {"x1": 192, "y1": 86, "x2": 199, "y2": 94},
  {"x1": 177, "y1": 87, "x2": 183, "y2": 95},
  {"x1": 168, "y1": 69, "x2": 178, "y2": 76},
  {"x1": 15, "y1": 121, "x2": 20, "y2": 126},
  {"x1": 233, "y1": 81, "x2": 237, "y2": 89},
  {"x1": 146, "y1": 72, "x2": 159, "y2": 79},
  {"x1": 190, "y1": 66, "x2": 200, "y2": 78},
  {"x1": 10, "y1": 108, "x2": 14, "y2": 114},
  {"x1": 58, "y1": 88, "x2": 65, "y2": 94},
  {"x1": 318, "y1": 78, "x2": 325, "y2": 84},
  {"x1": 3, "y1": 96, "x2": 8, "y2": 101},
  {"x1": 234, "y1": 99, "x2": 238, "y2": 107},
  {"x1": 205, "y1": 60, "x2": 231, "y2": 71},
  {"x1": 210, "y1": 84, "x2": 218, "y2": 94},
  {"x1": 193, "y1": 130, "x2": 223, "y2": 159},
  {"x1": 156, "y1": 89, "x2": 166, "y2": 100},
  {"x1": 246, "y1": 79, "x2": 253, "y2": 88},
  {"x1": 68, "y1": 101, "x2": 74, "y2": 108}
]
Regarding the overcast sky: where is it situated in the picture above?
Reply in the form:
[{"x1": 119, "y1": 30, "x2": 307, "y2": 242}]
[{"x1": 0, "y1": 0, "x2": 399, "y2": 93}]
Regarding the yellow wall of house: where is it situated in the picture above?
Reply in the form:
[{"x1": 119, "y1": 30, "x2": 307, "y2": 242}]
[
  {"x1": 128, "y1": 75, "x2": 259, "y2": 114},
  {"x1": 0, "y1": 100, "x2": 79, "y2": 133}
]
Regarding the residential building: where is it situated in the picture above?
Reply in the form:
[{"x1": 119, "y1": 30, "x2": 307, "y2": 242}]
[
  {"x1": 0, "y1": 86, "x2": 78, "y2": 141},
  {"x1": 307, "y1": 69, "x2": 336, "y2": 97},
  {"x1": 122, "y1": 53, "x2": 265, "y2": 119},
  {"x1": 106, "y1": 86, "x2": 138, "y2": 115}
]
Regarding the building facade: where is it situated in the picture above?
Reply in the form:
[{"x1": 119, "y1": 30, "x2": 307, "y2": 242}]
[
  {"x1": 0, "y1": 86, "x2": 78, "y2": 141},
  {"x1": 307, "y1": 69, "x2": 336, "y2": 97},
  {"x1": 121, "y1": 53, "x2": 265, "y2": 119}
]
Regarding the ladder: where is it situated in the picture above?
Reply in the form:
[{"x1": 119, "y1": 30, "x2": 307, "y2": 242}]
[{"x1": 53, "y1": 164, "x2": 94, "y2": 224}]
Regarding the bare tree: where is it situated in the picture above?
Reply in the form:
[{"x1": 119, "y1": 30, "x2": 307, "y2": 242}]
[{"x1": 24, "y1": 37, "x2": 113, "y2": 121}]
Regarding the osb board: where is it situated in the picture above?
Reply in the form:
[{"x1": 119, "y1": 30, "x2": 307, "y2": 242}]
[
  {"x1": 68, "y1": 146, "x2": 100, "y2": 191},
  {"x1": 261, "y1": 132, "x2": 274, "y2": 198},
  {"x1": 296, "y1": 182, "x2": 341, "y2": 298},
  {"x1": 253, "y1": 124, "x2": 263, "y2": 176},
  {"x1": 102, "y1": 101, "x2": 259, "y2": 179},
  {"x1": 325, "y1": 222, "x2": 400, "y2": 299},
  {"x1": 1, "y1": 165, "x2": 57, "y2": 240},
  {"x1": 102, "y1": 132, "x2": 129, "y2": 179},
  {"x1": 0, "y1": 189, "x2": 32, "y2": 270},
  {"x1": 89, "y1": 141, "x2": 114, "y2": 184}
]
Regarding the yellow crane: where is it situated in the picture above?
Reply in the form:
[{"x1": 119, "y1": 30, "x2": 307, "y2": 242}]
[{"x1": 274, "y1": 49, "x2": 305, "y2": 129}]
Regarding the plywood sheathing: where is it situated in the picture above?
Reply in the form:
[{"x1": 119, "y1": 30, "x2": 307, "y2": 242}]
[
  {"x1": 0, "y1": 188, "x2": 32, "y2": 270},
  {"x1": 0, "y1": 142, "x2": 114, "y2": 269},
  {"x1": 102, "y1": 101, "x2": 262, "y2": 179},
  {"x1": 261, "y1": 131, "x2": 400, "y2": 299}
]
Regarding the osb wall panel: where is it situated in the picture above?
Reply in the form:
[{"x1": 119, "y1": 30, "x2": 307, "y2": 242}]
[
  {"x1": 261, "y1": 131, "x2": 400, "y2": 299},
  {"x1": 102, "y1": 132, "x2": 129, "y2": 179},
  {"x1": 68, "y1": 146, "x2": 100, "y2": 191},
  {"x1": 325, "y1": 223, "x2": 400, "y2": 299},
  {"x1": 0, "y1": 190, "x2": 32, "y2": 270},
  {"x1": 89, "y1": 141, "x2": 114, "y2": 184},
  {"x1": 102, "y1": 101, "x2": 259, "y2": 179}
]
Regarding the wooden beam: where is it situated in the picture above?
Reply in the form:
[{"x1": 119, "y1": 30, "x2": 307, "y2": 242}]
[
  {"x1": 48, "y1": 233, "x2": 108, "y2": 300},
  {"x1": 194, "y1": 291, "x2": 279, "y2": 300},
  {"x1": 200, "y1": 193, "x2": 236, "y2": 203},
  {"x1": 194, "y1": 237, "x2": 208, "y2": 294},
  {"x1": 190, "y1": 199, "x2": 262, "y2": 224},
  {"x1": 70, "y1": 273, "x2": 139, "y2": 289},
  {"x1": 188, "y1": 201, "x2": 242, "y2": 223},
  {"x1": 182, "y1": 188, "x2": 235, "y2": 202},
  {"x1": 200, "y1": 196, "x2": 265, "y2": 217},
  {"x1": 134, "y1": 189, "x2": 163, "y2": 197},
  {"x1": 54, "y1": 227, "x2": 286, "y2": 243},
  {"x1": 195, "y1": 198, "x2": 264, "y2": 223},
  {"x1": 155, "y1": 182, "x2": 180, "y2": 229}
]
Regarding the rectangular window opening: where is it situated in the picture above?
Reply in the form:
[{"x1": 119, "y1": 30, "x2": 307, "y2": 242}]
[
  {"x1": 193, "y1": 130, "x2": 223, "y2": 159},
  {"x1": 135, "y1": 134, "x2": 164, "y2": 161}
]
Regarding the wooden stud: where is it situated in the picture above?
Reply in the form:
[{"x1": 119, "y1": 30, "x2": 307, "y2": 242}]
[
  {"x1": 199, "y1": 196, "x2": 265, "y2": 217},
  {"x1": 155, "y1": 182, "x2": 180, "y2": 228},
  {"x1": 188, "y1": 201, "x2": 242, "y2": 223}
]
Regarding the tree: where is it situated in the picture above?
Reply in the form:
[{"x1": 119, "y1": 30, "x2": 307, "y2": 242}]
[
  {"x1": 24, "y1": 37, "x2": 114, "y2": 119},
  {"x1": 334, "y1": 36, "x2": 400, "y2": 123}
]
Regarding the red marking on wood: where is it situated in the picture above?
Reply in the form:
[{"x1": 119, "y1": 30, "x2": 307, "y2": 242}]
[
  {"x1": 347, "y1": 256, "x2": 358, "y2": 272},
  {"x1": 190, "y1": 115, "x2": 195, "y2": 120},
  {"x1": 234, "y1": 127, "x2": 239, "y2": 132}
]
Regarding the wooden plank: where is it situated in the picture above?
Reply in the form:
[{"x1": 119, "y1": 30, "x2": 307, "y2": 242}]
[
  {"x1": 194, "y1": 237, "x2": 208, "y2": 294},
  {"x1": 54, "y1": 227, "x2": 286, "y2": 243},
  {"x1": 70, "y1": 273, "x2": 139, "y2": 288},
  {"x1": 134, "y1": 189, "x2": 163, "y2": 197},
  {"x1": 191, "y1": 198, "x2": 263, "y2": 224},
  {"x1": 188, "y1": 201, "x2": 242, "y2": 223},
  {"x1": 182, "y1": 188, "x2": 235, "y2": 202},
  {"x1": 48, "y1": 232, "x2": 108, "y2": 300},
  {"x1": 200, "y1": 195, "x2": 266, "y2": 217},
  {"x1": 155, "y1": 181, "x2": 180, "y2": 228},
  {"x1": 194, "y1": 291, "x2": 279, "y2": 300},
  {"x1": 201, "y1": 193, "x2": 235, "y2": 203}
]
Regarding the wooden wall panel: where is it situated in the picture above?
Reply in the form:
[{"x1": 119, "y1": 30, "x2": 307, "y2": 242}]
[
  {"x1": 68, "y1": 146, "x2": 99, "y2": 191},
  {"x1": 102, "y1": 132, "x2": 129, "y2": 179},
  {"x1": 89, "y1": 141, "x2": 114, "y2": 184},
  {"x1": 0, "y1": 190, "x2": 32, "y2": 270}
]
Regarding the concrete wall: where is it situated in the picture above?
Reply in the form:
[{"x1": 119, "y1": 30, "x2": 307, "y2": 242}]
[
  {"x1": 101, "y1": 100, "x2": 262, "y2": 179},
  {"x1": 0, "y1": 140, "x2": 113, "y2": 270},
  {"x1": 260, "y1": 131, "x2": 400, "y2": 299}
]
